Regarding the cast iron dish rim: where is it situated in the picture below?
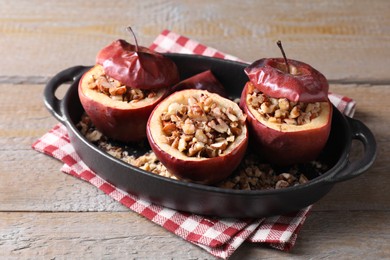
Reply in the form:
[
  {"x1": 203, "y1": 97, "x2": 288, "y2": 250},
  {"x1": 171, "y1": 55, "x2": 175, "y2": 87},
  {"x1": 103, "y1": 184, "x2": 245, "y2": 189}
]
[{"x1": 57, "y1": 57, "x2": 356, "y2": 196}]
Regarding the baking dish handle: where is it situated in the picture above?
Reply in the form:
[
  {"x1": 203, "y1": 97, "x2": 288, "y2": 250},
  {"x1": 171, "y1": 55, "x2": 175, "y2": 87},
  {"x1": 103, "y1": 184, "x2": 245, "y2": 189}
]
[
  {"x1": 44, "y1": 66, "x2": 89, "y2": 123},
  {"x1": 327, "y1": 117, "x2": 377, "y2": 183}
]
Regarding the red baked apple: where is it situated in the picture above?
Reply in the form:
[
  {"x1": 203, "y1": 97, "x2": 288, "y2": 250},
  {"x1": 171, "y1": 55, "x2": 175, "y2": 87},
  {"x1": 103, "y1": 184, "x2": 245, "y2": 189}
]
[
  {"x1": 147, "y1": 89, "x2": 248, "y2": 184},
  {"x1": 240, "y1": 41, "x2": 332, "y2": 165},
  {"x1": 78, "y1": 29, "x2": 179, "y2": 142}
]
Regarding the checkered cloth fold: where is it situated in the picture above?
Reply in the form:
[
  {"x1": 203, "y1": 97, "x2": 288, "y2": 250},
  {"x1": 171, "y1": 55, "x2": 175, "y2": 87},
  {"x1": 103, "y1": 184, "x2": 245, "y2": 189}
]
[{"x1": 32, "y1": 30, "x2": 356, "y2": 259}]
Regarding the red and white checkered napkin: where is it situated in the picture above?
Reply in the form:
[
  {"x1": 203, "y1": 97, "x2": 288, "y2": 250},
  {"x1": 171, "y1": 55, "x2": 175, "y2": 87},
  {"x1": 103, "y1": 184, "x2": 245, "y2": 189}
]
[{"x1": 32, "y1": 30, "x2": 356, "y2": 259}]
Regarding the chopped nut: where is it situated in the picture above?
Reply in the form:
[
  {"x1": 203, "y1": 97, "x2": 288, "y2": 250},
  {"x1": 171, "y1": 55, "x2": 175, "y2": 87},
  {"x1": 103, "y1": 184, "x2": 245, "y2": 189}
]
[
  {"x1": 109, "y1": 85, "x2": 126, "y2": 96},
  {"x1": 246, "y1": 84, "x2": 322, "y2": 125},
  {"x1": 289, "y1": 106, "x2": 300, "y2": 119},
  {"x1": 195, "y1": 129, "x2": 208, "y2": 143},
  {"x1": 187, "y1": 96, "x2": 197, "y2": 106},
  {"x1": 188, "y1": 104, "x2": 207, "y2": 121},
  {"x1": 178, "y1": 138, "x2": 187, "y2": 152},
  {"x1": 275, "y1": 180, "x2": 290, "y2": 189},
  {"x1": 278, "y1": 173, "x2": 297, "y2": 184},
  {"x1": 171, "y1": 137, "x2": 180, "y2": 149},
  {"x1": 85, "y1": 130, "x2": 102, "y2": 142},
  {"x1": 278, "y1": 98, "x2": 290, "y2": 111},
  {"x1": 182, "y1": 119, "x2": 196, "y2": 135},
  {"x1": 129, "y1": 89, "x2": 144, "y2": 101},
  {"x1": 268, "y1": 117, "x2": 281, "y2": 123},
  {"x1": 260, "y1": 102, "x2": 276, "y2": 114},
  {"x1": 284, "y1": 118, "x2": 297, "y2": 125},
  {"x1": 226, "y1": 107, "x2": 239, "y2": 122},
  {"x1": 208, "y1": 119, "x2": 229, "y2": 133},
  {"x1": 188, "y1": 142, "x2": 205, "y2": 157},
  {"x1": 299, "y1": 174, "x2": 309, "y2": 184},
  {"x1": 162, "y1": 122, "x2": 177, "y2": 135},
  {"x1": 226, "y1": 135, "x2": 235, "y2": 143},
  {"x1": 210, "y1": 140, "x2": 228, "y2": 150}
]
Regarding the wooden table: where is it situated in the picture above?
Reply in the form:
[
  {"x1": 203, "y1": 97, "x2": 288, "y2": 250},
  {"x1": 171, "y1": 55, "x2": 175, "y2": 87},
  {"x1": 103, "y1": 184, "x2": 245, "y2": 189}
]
[{"x1": 1, "y1": 0, "x2": 389, "y2": 258}]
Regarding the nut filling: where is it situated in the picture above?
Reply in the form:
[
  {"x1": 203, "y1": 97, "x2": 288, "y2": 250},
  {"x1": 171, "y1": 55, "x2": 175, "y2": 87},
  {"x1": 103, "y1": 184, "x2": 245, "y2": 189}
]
[
  {"x1": 247, "y1": 83, "x2": 322, "y2": 125},
  {"x1": 86, "y1": 66, "x2": 157, "y2": 102},
  {"x1": 159, "y1": 94, "x2": 246, "y2": 158}
]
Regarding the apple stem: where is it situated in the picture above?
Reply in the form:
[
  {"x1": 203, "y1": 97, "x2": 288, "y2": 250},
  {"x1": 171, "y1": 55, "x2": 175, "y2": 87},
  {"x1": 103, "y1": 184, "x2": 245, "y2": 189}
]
[
  {"x1": 277, "y1": 40, "x2": 290, "y2": 74},
  {"x1": 127, "y1": 26, "x2": 139, "y2": 52}
]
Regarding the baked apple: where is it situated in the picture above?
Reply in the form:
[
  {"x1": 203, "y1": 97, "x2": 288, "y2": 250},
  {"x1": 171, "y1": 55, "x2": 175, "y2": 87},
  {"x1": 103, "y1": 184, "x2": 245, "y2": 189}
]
[
  {"x1": 147, "y1": 89, "x2": 248, "y2": 184},
  {"x1": 78, "y1": 30, "x2": 179, "y2": 142},
  {"x1": 240, "y1": 41, "x2": 332, "y2": 165}
]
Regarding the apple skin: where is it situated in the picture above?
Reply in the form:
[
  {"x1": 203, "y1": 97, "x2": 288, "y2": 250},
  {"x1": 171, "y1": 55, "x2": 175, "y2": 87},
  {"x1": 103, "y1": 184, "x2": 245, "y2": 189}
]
[
  {"x1": 245, "y1": 58, "x2": 329, "y2": 102},
  {"x1": 240, "y1": 82, "x2": 332, "y2": 166},
  {"x1": 78, "y1": 65, "x2": 168, "y2": 143},
  {"x1": 169, "y1": 70, "x2": 228, "y2": 98},
  {"x1": 96, "y1": 39, "x2": 180, "y2": 90},
  {"x1": 147, "y1": 89, "x2": 248, "y2": 184}
]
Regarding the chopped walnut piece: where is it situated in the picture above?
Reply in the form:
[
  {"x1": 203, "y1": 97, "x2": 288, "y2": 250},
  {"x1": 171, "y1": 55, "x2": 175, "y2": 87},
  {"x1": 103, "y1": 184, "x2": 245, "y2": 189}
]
[
  {"x1": 109, "y1": 85, "x2": 126, "y2": 96},
  {"x1": 85, "y1": 130, "x2": 103, "y2": 142},
  {"x1": 162, "y1": 122, "x2": 177, "y2": 135},
  {"x1": 275, "y1": 180, "x2": 290, "y2": 189},
  {"x1": 299, "y1": 174, "x2": 309, "y2": 184},
  {"x1": 195, "y1": 129, "x2": 208, "y2": 143}
]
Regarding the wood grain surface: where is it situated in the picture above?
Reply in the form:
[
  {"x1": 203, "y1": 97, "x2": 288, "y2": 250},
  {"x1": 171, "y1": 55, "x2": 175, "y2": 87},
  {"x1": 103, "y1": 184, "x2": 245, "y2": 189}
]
[{"x1": 1, "y1": 0, "x2": 389, "y2": 259}]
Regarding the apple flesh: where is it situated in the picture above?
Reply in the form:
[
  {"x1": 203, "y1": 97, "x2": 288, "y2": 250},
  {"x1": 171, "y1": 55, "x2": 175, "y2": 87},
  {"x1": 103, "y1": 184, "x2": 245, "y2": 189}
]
[
  {"x1": 147, "y1": 89, "x2": 248, "y2": 184},
  {"x1": 240, "y1": 82, "x2": 332, "y2": 165},
  {"x1": 79, "y1": 65, "x2": 168, "y2": 142}
]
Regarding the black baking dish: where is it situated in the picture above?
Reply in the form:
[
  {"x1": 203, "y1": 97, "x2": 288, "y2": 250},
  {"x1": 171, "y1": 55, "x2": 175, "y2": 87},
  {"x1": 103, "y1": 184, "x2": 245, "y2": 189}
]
[{"x1": 44, "y1": 53, "x2": 377, "y2": 218}]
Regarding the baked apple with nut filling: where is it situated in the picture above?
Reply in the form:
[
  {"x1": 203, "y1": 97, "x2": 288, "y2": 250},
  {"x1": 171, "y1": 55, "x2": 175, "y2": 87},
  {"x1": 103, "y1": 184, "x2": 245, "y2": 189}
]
[
  {"x1": 78, "y1": 28, "x2": 179, "y2": 142},
  {"x1": 240, "y1": 41, "x2": 332, "y2": 165},
  {"x1": 147, "y1": 89, "x2": 248, "y2": 184}
]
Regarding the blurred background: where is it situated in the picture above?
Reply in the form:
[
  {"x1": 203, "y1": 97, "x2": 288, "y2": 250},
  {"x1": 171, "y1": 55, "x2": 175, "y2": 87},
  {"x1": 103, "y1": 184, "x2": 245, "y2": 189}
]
[{"x1": 1, "y1": 0, "x2": 389, "y2": 83}]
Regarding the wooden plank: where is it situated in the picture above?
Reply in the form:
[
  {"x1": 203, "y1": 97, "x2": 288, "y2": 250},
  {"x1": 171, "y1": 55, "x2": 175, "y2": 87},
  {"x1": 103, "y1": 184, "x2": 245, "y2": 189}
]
[
  {"x1": 314, "y1": 84, "x2": 390, "y2": 211},
  {"x1": 234, "y1": 211, "x2": 390, "y2": 259},
  {"x1": 0, "y1": 0, "x2": 389, "y2": 82},
  {"x1": 0, "y1": 83, "x2": 125, "y2": 211},
  {"x1": 0, "y1": 150, "x2": 127, "y2": 212},
  {"x1": 0, "y1": 211, "x2": 389, "y2": 259},
  {"x1": 0, "y1": 212, "x2": 211, "y2": 259}
]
